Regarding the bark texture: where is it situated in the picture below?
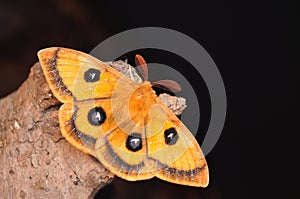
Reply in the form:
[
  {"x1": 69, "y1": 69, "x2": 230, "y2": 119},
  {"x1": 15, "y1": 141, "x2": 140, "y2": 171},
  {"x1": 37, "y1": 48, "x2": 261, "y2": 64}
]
[{"x1": 0, "y1": 63, "x2": 114, "y2": 199}]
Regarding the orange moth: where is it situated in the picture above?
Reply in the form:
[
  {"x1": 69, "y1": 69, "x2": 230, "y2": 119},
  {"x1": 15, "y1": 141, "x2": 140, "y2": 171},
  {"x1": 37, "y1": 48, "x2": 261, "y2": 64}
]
[{"x1": 38, "y1": 47, "x2": 209, "y2": 187}]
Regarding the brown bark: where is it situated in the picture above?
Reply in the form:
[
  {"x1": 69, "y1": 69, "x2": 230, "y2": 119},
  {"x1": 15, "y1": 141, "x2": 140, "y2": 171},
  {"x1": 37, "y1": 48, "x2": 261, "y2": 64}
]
[{"x1": 0, "y1": 63, "x2": 114, "y2": 199}]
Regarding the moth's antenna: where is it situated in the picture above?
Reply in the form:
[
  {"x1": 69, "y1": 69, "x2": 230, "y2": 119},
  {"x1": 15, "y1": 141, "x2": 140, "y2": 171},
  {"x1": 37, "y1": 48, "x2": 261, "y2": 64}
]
[
  {"x1": 135, "y1": 54, "x2": 181, "y2": 92},
  {"x1": 152, "y1": 80, "x2": 182, "y2": 92},
  {"x1": 135, "y1": 54, "x2": 148, "y2": 81}
]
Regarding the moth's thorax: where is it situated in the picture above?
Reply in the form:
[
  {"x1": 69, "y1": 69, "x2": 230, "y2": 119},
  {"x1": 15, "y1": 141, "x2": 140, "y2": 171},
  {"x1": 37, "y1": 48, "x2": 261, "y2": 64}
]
[{"x1": 128, "y1": 81, "x2": 156, "y2": 124}]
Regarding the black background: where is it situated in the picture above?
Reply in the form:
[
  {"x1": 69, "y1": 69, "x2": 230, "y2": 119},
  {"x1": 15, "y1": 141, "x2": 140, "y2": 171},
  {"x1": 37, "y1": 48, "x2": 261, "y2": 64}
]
[{"x1": 0, "y1": 1, "x2": 297, "y2": 199}]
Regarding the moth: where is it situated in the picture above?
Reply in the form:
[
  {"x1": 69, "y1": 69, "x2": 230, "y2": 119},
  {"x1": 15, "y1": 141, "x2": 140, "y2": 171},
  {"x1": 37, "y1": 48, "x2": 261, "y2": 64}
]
[{"x1": 38, "y1": 47, "x2": 209, "y2": 187}]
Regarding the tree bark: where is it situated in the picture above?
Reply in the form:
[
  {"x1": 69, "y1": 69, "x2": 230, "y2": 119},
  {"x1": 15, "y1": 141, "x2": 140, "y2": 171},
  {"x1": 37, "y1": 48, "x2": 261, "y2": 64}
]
[{"x1": 0, "y1": 63, "x2": 114, "y2": 199}]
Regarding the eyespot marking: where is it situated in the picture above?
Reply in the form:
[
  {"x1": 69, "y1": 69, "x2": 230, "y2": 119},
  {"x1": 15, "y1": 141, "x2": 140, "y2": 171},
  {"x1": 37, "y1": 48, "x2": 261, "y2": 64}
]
[
  {"x1": 84, "y1": 68, "x2": 100, "y2": 82},
  {"x1": 164, "y1": 127, "x2": 178, "y2": 145},
  {"x1": 126, "y1": 133, "x2": 142, "y2": 152},
  {"x1": 88, "y1": 107, "x2": 106, "y2": 126}
]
